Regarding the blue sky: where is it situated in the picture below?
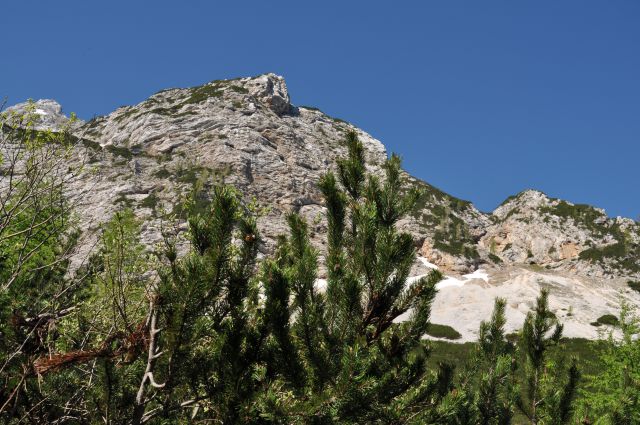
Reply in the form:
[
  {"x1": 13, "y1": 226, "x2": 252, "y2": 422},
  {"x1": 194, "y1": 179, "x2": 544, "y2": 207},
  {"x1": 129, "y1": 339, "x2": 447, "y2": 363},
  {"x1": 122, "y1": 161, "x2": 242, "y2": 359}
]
[{"x1": 3, "y1": 1, "x2": 639, "y2": 218}]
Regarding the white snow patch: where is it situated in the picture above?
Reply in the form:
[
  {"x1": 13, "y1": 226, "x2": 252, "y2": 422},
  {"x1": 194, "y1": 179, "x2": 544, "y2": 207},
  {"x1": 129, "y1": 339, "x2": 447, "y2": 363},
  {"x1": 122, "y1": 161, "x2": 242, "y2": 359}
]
[
  {"x1": 462, "y1": 269, "x2": 489, "y2": 282},
  {"x1": 436, "y1": 275, "x2": 466, "y2": 289},
  {"x1": 417, "y1": 256, "x2": 439, "y2": 270},
  {"x1": 433, "y1": 268, "x2": 489, "y2": 290}
]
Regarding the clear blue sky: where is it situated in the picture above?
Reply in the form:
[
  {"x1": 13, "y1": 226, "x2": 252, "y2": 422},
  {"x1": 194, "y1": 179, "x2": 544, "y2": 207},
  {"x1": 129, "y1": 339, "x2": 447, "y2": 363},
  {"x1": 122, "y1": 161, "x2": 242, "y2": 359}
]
[{"x1": 3, "y1": 1, "x2": 639, "y2": 219}]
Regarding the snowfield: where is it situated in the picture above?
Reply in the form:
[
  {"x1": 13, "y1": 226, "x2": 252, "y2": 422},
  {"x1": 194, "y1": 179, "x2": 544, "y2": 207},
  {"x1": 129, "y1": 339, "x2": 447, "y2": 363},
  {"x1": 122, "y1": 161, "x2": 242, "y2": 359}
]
[{"x1": 315, "y1": 256, "x2": 639, "y2": 343}]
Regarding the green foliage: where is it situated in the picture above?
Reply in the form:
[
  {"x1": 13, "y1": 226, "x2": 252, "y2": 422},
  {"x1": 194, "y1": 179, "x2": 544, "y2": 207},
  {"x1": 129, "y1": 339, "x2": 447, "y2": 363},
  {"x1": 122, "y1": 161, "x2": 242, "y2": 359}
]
[
  {"x1": 426, "y1": 323, "x2": 462, "y2": 340},
  {"x1": 489, "y1": 253, "x2": 503, "y2": 264},
  {"x1": 184, "y1": 82, "x2": 224, "y2": 104},
  {"x1": 113, "y1": 106, "x2": 140, "y2": 123},
  {"x1": 468, "y1": 298, "x2": 517, "y2": 425},
  {"x1": 63, "y1": 208, "x2": 151, "y2": 422},
  {"x1": 498, "y1": 193, "x2": 519, "y2": 207},
  {"x1": 336, "y1": 130, "x2": 366, "y2": 199},
  {"x1": 278, "y1": 131, "x2": 452, "y2": 423},
  {"x1": 81, "y1": 137, "x2": 102, "y2": 150},
  {"x1": 153, "y1": 167, "x2": 171, "y2": 178},
  {"x1": 229, "y1": 85, "x2": 249, "y2": 94},
  {"x1": 96, "y1": 209, "x2": 148, "y2": 329},
  {"x1": 596, "y1": 314, "x2": 620, "y2": 326},
  {"x1": 579, "y1": 241, "x2": 640, "y2": 274},
  {"x1": 105, "y1": 143, "x2": 134, "y2": 160},
  {"x1": 145, "y1": 185, "x2": 265, "y2": 423},
  {"x1": 538, "y1": 200, "x2": 607, "y2": 234},
  {"x1": 139, "y1": 80, "x2": 233, "y2": 119},
  {"x1": 0, "y1": 107, "x2": 83, "y2": 422},
  {"x1": 628, "y1": 280, "x2": 640, "y2": 293},
  {"x1": 140, "y1": 192, "x2": 159, "y2": 211},
  {"x1": 578, "y1": 303, "x2": 640, "y2": 424},
  {"x1": 175, "y1": 165, "x2": 202, "y2": 184},
  {"x1": 407, "y1": 183, "x2": 478, "y2": 259},
  {"x1": 434, "y1": 237, "x2": 480, "y2": 259},
  {"x1": 517, "y1": 289, "x2": 580, "y2": 424}
]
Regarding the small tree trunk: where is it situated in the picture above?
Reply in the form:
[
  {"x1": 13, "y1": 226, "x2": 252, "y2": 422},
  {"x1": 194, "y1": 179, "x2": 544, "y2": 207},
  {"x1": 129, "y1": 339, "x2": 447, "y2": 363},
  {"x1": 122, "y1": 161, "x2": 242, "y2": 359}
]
[{"x1": 132, "y1": 300, "x2": 164, "y2": 425}]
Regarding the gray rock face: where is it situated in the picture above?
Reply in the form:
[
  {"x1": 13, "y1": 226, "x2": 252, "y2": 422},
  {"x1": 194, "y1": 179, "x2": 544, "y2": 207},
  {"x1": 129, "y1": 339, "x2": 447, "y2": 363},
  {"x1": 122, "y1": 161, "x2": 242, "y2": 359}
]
[
  {"x1": 248, "y1": 73, "x2": 292, "y2": 116},
  {"x1": 480, "y1": 190, "x2": 640, "y2": 278},
  {"x1": 4, "y1": 74, "x2": 639, "y2": 341},
  {"x1": 63, "y1": 74, "x2": 390, "y2": 266},
  {"x1": 4, "y1": 99, "x2": 82, "y2": 131}
]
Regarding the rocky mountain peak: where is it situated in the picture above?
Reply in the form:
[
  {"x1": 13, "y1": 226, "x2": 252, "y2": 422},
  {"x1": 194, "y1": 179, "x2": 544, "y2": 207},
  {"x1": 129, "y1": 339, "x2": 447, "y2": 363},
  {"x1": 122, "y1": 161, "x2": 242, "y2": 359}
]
[
  {"x1": 246, "y1": 73, "x2": 292, "y2": 116},
  {"x1": 4, "y1": 99, "x2": 77, "y2": 130},
  {"x1": 493, "y1": 189, "x2": 550, "y2": 219}
]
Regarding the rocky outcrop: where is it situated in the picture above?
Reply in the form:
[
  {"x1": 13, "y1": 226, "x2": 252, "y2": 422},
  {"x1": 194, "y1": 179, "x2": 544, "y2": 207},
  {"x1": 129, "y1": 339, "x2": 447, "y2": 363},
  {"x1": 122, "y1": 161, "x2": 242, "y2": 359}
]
[
  {"x1": 5, "y1": 99, "x2": 82, "y2": 131},
  {"x1": 247, "y1": 74, "x2": 292, "y2": 116},
  {"x1": 480, "y1": 190, "x2": 640, "y2": 278}
]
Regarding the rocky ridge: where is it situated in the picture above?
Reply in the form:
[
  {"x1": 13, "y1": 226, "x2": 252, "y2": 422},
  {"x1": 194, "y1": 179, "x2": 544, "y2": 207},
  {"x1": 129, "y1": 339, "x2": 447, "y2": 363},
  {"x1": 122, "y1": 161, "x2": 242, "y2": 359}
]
[
  {"x1": 4, "y1": 73, "x2": 639, "y2": 340},
  {"x1": 480, "y1": 190, "x2": 640, "y2": 277}
]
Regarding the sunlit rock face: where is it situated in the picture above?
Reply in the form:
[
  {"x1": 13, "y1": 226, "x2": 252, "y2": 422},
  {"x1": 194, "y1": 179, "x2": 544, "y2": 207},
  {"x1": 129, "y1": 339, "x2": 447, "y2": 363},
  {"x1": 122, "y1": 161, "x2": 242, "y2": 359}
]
[{"x1": 5, "y1": 99, "x2": 81, "y2": 131}]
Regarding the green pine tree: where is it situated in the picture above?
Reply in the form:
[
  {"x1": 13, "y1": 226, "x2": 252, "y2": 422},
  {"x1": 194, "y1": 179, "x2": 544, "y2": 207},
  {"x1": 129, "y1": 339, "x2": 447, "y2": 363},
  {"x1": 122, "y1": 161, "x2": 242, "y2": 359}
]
[
  {"x1": 473, "y1": 298, "x2": 517, "y2": 425},
  {"x1": 517, "y1": 289, "x2": 580, "y2": 425},
  {"x1": 140, "y1": 184, "x2": 266, "y2": 423},
  {"x1": 263, "y1": 131, "x2": 457, "y2": 424},
  {"x1": 577, "y1": 301, "x2": 640, "y2": 424}
]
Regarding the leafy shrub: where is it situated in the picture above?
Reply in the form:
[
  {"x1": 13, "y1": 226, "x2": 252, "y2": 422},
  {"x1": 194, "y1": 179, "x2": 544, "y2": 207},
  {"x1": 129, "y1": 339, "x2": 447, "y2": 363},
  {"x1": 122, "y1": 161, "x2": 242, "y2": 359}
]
[
  {"x1": 229, "y1": 85, "x2": 249, "y2": 94},
  {"x1": 425, "y1": 323, "x2": 462, "y2": 340},
  {"x1": 153, "y1": 167, "x2": 171, "y2": 179},
  {"x1": 140, "y1": 193, "x2": 158, "y2": 210},
  {"x1": 105, "y1": 144, "x2": 133, "y2": 160},
  {"x1": 579, "y1": 242, "x2": 640, "y2": 273},
  {"x1": 81, "y1": 138, "x2": 101, "y2": 150},
  {"x1": 596, "y1": 314, "x2": 619, "y2": 326},
  {"x1": 488, "y1": 253, "x2": 503, "y2": 263},
  {"x1": 184, "y1": 83, "x2": 223, "y2": 104},
  {"x1": 539, "y1": 200, "x2": 607, "y2": 234},
  {"x1": 627, "y1": 280, "x2": 640, "y2": 293}
]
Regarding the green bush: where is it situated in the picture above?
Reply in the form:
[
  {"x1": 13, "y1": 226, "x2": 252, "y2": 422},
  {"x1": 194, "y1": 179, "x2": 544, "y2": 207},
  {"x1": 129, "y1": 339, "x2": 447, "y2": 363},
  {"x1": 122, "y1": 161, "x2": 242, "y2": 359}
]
[
  {"x1": 140, "y1": 193, "x2": 158, "y2": 210},
  {"x1": 488, "y1": 253, "x2": 503, "y2": 263},
  {"x1": 628, "y1": 280, "x2": 640, "y2": 293},
  {"x1": 539, "y1": 200, "x2": 607, "y2": 234},
  {"x1": 153, "y1": 167, "x2": 171, "y2": 179},
  {"x1": 579, "y1": 242, "x2": 640, "y2": 274},
  {"x1": 105, "y1": 144, "x2": 133, "y2": 160},
  {"x1": 229, "y1": 85, "x2": 249, "y2": 94},
  {"x1": 425, "y1": 323, "x2": 462, "y2": 340},
  {"x1": 596, "y1": 314, "x2": 619, "y2": 326},
  {"x1": 184, "y1": 83, "x2": 223, "y2": 104}
]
